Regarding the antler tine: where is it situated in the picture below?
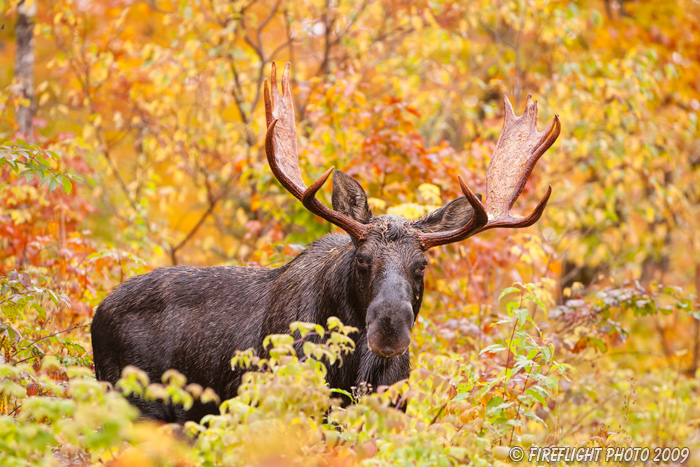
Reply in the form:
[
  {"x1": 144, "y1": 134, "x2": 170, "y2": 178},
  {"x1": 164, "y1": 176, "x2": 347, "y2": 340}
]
[
  {"x1": 483, "y1": 95, "x2": 560, "y2": 227},
  {"x1": 264, "y1": 62, "x2": 304, "y2": 198},
  {"x1": 264, "y1": 62, "x2": 369, "y2": 240},
  {"x1": 417, "y1": 94, "x2": 560, "y2": 250}
]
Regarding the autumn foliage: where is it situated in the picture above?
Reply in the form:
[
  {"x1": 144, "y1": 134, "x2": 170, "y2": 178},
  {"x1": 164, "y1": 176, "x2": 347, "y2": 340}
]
[{"x1": 1, "y1": 0, "x2": 700, "y2": 465}]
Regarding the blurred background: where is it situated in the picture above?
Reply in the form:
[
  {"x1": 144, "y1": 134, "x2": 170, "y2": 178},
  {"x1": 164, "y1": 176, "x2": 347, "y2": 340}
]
[{"x1": 1, "y1": 0, "x2": 700, "y2": 463}]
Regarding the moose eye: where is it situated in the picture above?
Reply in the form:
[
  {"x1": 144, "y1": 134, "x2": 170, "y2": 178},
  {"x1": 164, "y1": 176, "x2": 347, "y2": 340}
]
[
  {"x1": 356, "y1": 254, "x2": 371, "y2": 267},
  {"x1": 414, "y1": 261, "x2": 428, "y2": 276}
]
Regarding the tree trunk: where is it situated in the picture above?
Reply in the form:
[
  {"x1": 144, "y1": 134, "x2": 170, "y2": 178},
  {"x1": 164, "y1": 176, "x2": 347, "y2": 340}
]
[
  {"x1": 15, "y1": 0, "x2": 36, "y2": 137},
  {"x1": 692, "y1": 264, "x2": 700, "y2": 375}
]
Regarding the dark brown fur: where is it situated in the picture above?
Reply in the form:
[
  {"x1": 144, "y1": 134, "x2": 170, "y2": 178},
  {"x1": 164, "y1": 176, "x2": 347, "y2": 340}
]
[{"x1": 91, "y1": 171, "x2": 476, "y2": 422}]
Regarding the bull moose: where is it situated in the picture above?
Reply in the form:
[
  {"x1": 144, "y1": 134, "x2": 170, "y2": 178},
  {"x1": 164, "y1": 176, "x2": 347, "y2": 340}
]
[{"x1": 91, "y1": 63, "x2": 560, "y2": 422}]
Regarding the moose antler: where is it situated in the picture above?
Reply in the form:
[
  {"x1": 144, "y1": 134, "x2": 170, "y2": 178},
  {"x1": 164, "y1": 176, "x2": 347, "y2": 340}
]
[
  {"x1": 264, "y1": 62, "x2": 370, "y2": 240},
  {"x1": 418, "y1": 95, "x2": 561, "y2": 250}
]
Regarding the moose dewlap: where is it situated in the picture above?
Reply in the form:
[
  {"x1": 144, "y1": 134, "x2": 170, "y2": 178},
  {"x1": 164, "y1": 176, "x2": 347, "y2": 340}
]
[{"x1": 91, "y1": 63, "x2": 560, "y2": 423}]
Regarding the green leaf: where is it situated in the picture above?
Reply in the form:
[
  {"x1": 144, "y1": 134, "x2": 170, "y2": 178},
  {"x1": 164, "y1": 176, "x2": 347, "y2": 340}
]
[
  {"x1": 330, "y1": 388, "x2": 355, "y2": 403},
  {"x1": 526, "y1": 387, "x2": 547, "y2": 405},
  {"x1": 526, "y1": 294, "x2": 546, "y2": 311},
  {"x1": 480, "y1": 344, "x2": 507, "y2": 355},
  {"x1": 62, "y1": 177, "x2": 73, "y2": 194},
  {"x1": 31, "y1": 302, "x2": 46, "y2": 320},
  {"x1": 499, "y1": 286, "x2": 521, "y2": 301},
  {"x1": 524, "y1": 410, "x2": 546, "y2": 425},
  {"x1": 589, "y1": 337, "x2": 607, "y2": 353},
  {"x1": 515, "y1": 307, "x2": 528, "y2": 326}
]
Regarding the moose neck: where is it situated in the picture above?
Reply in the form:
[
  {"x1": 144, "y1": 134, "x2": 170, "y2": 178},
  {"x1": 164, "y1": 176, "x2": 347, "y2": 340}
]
[{"x1": 265, "y1": 233, "x2": 365, "y2": 334}]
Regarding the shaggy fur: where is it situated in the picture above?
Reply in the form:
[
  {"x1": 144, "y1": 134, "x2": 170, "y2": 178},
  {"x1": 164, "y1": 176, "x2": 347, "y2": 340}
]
[{"x1": 92, "y1": 171, "x2": 475, "y2": 423}]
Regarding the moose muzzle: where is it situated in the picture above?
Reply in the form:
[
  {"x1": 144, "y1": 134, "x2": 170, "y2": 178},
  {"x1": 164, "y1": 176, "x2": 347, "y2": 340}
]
[{"x1": 365, "y1": 272, "x2": 414, "y2": 358}]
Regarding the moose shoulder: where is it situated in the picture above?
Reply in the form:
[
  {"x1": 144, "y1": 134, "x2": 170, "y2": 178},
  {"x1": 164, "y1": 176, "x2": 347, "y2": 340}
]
[{"x1": 91, "y1": 63, "x2": 560, "y2": 423}]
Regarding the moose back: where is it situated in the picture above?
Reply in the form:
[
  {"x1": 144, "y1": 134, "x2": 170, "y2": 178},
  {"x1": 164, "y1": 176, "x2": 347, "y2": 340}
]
[{"x1": 91, "y1": 63, "x2": 560, "y2": 423}]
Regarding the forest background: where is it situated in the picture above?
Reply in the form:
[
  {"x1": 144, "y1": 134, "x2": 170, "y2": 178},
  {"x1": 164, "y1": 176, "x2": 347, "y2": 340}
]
[{"x1": 1, "y1": 0, "x2": 700, "y2": 465}]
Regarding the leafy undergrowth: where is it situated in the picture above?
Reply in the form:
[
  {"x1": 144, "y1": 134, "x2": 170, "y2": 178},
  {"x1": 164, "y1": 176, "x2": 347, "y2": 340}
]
[
  {"x1": 1, "y1": 281, "x2": 699, "y2": 466},
  {"x1": 2, "y1": 2, "x2": 700, "y2": 462}
]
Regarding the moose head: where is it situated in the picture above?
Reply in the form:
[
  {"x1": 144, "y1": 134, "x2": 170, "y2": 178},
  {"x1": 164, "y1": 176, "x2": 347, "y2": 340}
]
[{"x1": 265, "y1": 62, "x2": 560, "y2": 359}]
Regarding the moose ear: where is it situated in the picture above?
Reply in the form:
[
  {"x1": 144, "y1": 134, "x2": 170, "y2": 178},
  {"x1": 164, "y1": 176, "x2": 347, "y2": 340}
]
[
  {"x1": 413, "y1": 194, "x2": 482, "y2": 233},
  {"x1": 332, "y1": 170, "x2": 372, "y2": 224}
]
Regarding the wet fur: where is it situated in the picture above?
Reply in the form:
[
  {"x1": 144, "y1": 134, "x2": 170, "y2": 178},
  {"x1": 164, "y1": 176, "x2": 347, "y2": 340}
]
[
  {"x1": 93, "y1": 230, "x2": 414, "y2": 423},
  {"x1": 92, "y1": 172, "x2": 475, "y2": 423}
]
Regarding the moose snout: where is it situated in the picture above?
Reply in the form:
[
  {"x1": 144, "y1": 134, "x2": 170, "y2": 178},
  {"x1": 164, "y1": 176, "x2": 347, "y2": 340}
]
[
  {"x1": 366, "y1": 300, "x2": 413, "y2": 358},
  {"x1": 369, "y1": 343, "x2": 408, "y2": 358}
]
